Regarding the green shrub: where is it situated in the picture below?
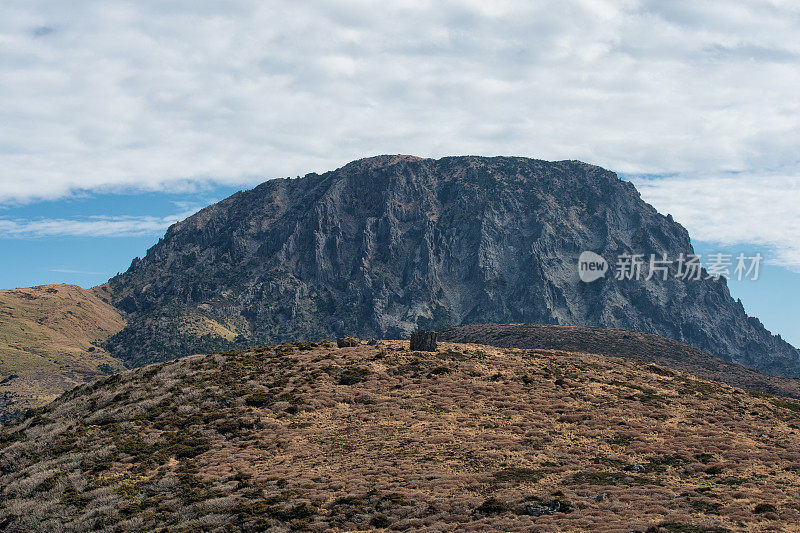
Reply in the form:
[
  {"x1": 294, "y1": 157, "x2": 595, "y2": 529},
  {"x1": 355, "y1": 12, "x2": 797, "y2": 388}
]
[
  {"x1": 338, "y1": 367, "x2": 370, "y2": 385},
  {"x1": 245, "y1": 391, "x2": 275, "y2": 407},
  {"x1": 655, "y1": 523, "x2": 731, "y2": 532},
  {"x1": 476, "y1": 498, "x2": 510, "y2": 515},
  {"x1": 332, "y1": 495, "x2": 365, "y2": 506},
  {"x1": 689, "y1": 500, "x2": 722, "y2": 514},
  {"x1": 167, "y1": 432, "x2": 212, "y2": 459},
  {"x1": 753, "y1": 503, "x2": 777, "y2": 514},
  {"x1": 371, "y1": 514, "x2": 392, "y2": 528},
  {"x1": 492, "y1": 467, "x2": 543, "y2": 483},
  {"x1": 569, "y1": 471, "x2": 658, "y2": 486}
]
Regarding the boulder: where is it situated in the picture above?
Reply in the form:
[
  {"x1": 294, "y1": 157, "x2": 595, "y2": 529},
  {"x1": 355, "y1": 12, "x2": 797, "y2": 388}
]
[
  {"x1": 410, "y1": 330, "x2": 437, "y2": 352},
  {"x1": 337, "y1": 336, "x2": 359, "y2": 348}
]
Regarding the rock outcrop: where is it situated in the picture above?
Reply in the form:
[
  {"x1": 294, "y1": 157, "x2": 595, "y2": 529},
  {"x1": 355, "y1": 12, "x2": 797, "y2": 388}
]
[
  {"x1": 104, "y1": 155, "x2": 800, "y2": 377},
  {"x1": 410, "y1": 330, "x2": 437, "y2": 352}
]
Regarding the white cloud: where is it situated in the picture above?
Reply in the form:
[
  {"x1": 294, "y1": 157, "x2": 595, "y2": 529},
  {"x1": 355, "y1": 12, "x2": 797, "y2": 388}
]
[
  {"x1": 633, "y1": 174, "x2": 800, "y2": 270},
  {"x1": 1, "y1": 0, "x2": 800, "y2": 263},
  {"x1": 0, "y1": 211, "x2": 195, "y2": 238},
  {"x1": 51, "y1": 268, "x2": 104, "y2": 275}
]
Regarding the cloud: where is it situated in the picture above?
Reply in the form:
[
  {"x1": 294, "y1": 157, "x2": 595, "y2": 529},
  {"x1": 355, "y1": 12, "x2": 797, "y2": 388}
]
[
  {"x1": 633, "y1": 174, "x2": 800, "y2": 270},
  {"x1": 30, "y1": 25, "x2": 54, "y2": 38},
  {"x1": 0, "y1": 211, "x2": 196, "y2": 238},
  {"x1": 50, "y1": 268, "x2": 104, "y2": 275},
  {"x1": 1, "y1": 0, "x2": 799, "y2": 199},
  {"x1": 1, "y1": 0, "x2": 800, "y2": 264}
]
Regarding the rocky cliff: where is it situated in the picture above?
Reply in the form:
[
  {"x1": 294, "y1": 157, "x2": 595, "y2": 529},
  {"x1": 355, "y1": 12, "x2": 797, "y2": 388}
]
[{"x1": 104, "y1": 155, "x2": 800, "y2": 376}]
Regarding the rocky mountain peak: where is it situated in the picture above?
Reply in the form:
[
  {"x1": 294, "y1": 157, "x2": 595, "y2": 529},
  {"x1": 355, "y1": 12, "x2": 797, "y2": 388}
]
[{"x1": 104, "y1": 155, "x2": 799, "y2": 377}]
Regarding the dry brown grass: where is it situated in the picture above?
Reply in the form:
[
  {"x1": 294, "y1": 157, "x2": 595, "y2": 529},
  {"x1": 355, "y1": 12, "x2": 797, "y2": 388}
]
[
  {"x1": 0, "y1": 284, "x2": 125, "y2": 420},
  {"x1": 1, "y1": 340, "x2": 800, "y2": 531},
  {"x1": 440, "y1": 323, "x2": 800, "y2": 399}
]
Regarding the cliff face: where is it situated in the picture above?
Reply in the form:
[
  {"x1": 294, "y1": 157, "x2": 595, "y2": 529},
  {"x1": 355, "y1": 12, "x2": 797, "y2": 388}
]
[{"x1": 105, "y1": 155, "x2": 799, "y2": 376}]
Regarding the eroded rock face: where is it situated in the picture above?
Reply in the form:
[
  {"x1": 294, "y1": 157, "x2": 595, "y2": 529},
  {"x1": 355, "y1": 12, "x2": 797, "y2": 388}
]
[{"x1": 105, "y1": 155, "x2": 799, "y2": 377}]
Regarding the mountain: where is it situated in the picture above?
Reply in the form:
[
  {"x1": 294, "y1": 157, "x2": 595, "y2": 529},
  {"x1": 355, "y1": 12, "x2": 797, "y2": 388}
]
[
  {"x1": 103, "y1": 155, "x2": 800, "y2": 377},
  {"x1": 0, "y1": 284, "x2": 125, "y2": 423},
  {"x1": 439, "y1": 323, "x2": 800, "y2": 399},
  {"x1": 2, "y1": 339, "x2": 800, "y2": 531}
]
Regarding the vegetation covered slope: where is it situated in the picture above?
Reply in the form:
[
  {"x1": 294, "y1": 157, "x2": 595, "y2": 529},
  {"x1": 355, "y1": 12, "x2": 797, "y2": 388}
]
[
  {"x1": 103, "y1": 155, "x2": 800, "y2": 377},
  {"x1": 440, "y1": 324, "x2": 800, "y2": 399},
  {"x1": 2, "y1": 340, "x2": 800, "y2": 531},
  {"x1": 0, "y1": 284, "x2": 125, "y2": 422}
]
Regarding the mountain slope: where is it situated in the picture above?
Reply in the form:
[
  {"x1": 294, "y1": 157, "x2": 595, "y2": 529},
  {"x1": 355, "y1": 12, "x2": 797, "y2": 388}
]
[
  {"x1": 0, "y1": 285, "x2": 125, "y2": 422},
  {"x1": 2, "y1": 340, "x2": 800, "y2": 531},
  {"x1": 104, "y1": 155, "x2": 799, "y2": 376},
  {"x1": 439, "y1": 323, "x2": 800, "y2": 399}
]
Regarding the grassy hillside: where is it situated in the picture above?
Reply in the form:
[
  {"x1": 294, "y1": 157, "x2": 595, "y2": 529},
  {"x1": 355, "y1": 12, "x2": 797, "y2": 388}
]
[
  {"x1": 440, "y1": 324, "x2": 800, "y2": 399},
  {"x1": 0, "y1": 284, "x2": 125, "y2": 422},
  {"x1": 2, "y1": 340, "x2": 800, "y2": 531}
]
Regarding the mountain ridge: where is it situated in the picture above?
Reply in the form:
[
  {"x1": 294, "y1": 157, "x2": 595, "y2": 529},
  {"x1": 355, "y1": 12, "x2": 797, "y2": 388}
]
[{"x1": 102, "y1": 154, "x2": 800, "y2": 377}]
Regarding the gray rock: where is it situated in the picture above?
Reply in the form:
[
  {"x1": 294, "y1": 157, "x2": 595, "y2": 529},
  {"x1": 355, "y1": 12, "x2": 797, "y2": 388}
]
[
  {"x1": 103, "y1": 155, "x2": 800, "y2": 376},
  {"x1": 624, "y1": 464, "x2": 646, "y2": 473},
  {"x1": 337, "y1": 336, "x2": 359, "y2": 348},
  {"x1": 410, "y1": 330, "x2": 437, "y2": 352},
  {"x1": 523, "y1": 501, "x2": 563, "y2": 516}
]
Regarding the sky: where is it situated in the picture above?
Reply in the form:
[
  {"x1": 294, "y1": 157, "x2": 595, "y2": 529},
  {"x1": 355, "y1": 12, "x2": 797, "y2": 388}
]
[{"x1": 1, "y1": 0, "x2": 798, "y2": 345}]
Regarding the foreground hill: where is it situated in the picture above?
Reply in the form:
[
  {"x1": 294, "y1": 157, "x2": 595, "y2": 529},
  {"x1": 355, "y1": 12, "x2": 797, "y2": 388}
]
[
  {"x1": 440, "y1": 324, "x2": 800, "y2": 399},
  {"x1": 0, "y1": 285, "x2": 125, "y2": 422},
  {"x1": 2, "y1": 340, "x2": 800, "y2": 531},
  {"x1": 103, "y1": 155, "x2": 799, "y2": 378}
]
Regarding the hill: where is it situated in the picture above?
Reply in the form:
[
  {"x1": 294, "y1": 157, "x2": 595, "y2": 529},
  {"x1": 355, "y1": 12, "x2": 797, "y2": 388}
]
[
  {"x1": 0, "y1": 284, "x2": 125, "y2": 423},
  {"x1": 102, "y1": 155, "x2": 800, "y2": 378},
  {"x1": 439, "y1": 324, "x2": 800, "y2": 399},
  {"x1": 2, "y1": 340, "x2": 800, "y2": 531}
]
